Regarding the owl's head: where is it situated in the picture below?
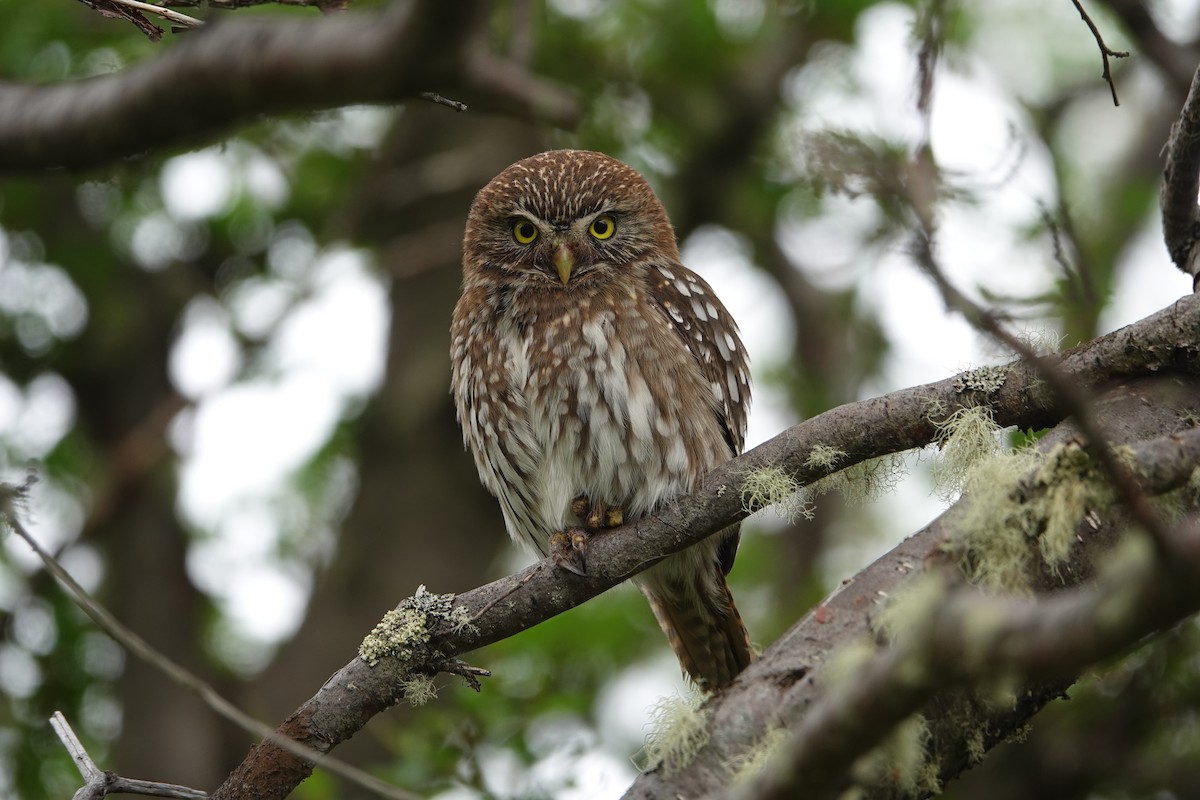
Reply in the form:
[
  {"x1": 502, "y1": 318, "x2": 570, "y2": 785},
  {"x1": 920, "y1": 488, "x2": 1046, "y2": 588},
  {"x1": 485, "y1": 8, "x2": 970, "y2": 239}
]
[{"x1": 463, "y1": 150, "x2": 679, "y2": 288}]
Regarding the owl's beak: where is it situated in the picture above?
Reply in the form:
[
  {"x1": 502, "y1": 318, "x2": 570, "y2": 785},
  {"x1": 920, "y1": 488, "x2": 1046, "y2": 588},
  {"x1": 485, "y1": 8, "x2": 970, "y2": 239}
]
[{"x1": 553, "y1": 243, "x2": 575, "y2": 285}]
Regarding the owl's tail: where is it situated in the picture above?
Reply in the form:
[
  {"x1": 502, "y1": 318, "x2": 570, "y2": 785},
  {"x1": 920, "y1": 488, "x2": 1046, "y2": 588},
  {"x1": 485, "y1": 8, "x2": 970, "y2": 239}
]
[{"x1": 640, "y1": 565, "x2": 755, "y2": 691}]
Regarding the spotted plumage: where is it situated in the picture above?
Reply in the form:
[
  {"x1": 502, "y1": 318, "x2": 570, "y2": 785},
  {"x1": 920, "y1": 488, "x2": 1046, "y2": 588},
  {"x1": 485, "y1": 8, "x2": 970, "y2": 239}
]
[{"x1": 451, "y1": 149, "x2": 753, "y2": 690}]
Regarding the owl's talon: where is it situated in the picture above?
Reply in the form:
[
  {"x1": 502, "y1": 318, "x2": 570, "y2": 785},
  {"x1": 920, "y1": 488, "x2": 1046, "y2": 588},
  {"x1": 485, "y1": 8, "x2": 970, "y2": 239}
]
[
  {"x1": 571, "y1": 494, "x2": 625, "y2": 533},
  {"x1": 549, "y1": 528, "x2": 589, "y2": 575},
  {"x1": 570, "y1": 494, "x2": 591, "y2": 519}
]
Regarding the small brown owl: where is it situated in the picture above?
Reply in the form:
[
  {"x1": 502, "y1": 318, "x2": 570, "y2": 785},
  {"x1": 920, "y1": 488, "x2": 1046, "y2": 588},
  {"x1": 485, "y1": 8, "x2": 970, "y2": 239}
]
[{"x1": 451, "y1": 149, "x2": 753, "y2": 690}]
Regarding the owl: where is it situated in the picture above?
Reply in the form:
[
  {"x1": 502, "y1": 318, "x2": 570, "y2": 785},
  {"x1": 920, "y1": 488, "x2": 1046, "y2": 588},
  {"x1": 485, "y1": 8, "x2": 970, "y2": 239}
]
[{"x1": 451, "y1": 149, "x2": 753, "y2": 690}]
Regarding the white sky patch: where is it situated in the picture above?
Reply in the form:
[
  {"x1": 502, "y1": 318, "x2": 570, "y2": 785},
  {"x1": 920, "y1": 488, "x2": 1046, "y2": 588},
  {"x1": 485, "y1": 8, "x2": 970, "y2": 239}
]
[
  {"x1": 1100, "y1": 216, "x2": 1194, "y2": 333},
  {"x1": 227, "y1": 277, "x2": 297, "y2": 339},
  {"x1": 176, "y1": 372, "x2": 342, "y2": 529},
  {"x1": 161, "y1": 148, "x2": 235, "y2": 220},
  {"x1": 269, "y1": 248, "x2": 390, "y2": 398},
  {"x1": 11, "y1": 373, "x2": 76, "y2": 458},
  {"x1": 169, "y1": 296, "x2": 242, "y2": 399},
  {"x1": 187, "y1": 505, "x2": 310, "y2": 642},
  {"x1": 242, "y1": 152, "x2": 289, "y2": 208},
  {"x1": 595, "y1": 656, "x2": 689, "y2": 752}
]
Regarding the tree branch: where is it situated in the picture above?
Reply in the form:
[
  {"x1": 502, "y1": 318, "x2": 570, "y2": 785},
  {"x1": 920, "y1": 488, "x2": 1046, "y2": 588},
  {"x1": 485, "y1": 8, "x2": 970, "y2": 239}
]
[
  {"x1": 1070, "y1": 0, "x2": 1130, "y2": 106},
  {"x1": 726, "y1": 433, "x2": 1200, "y2": 800},
  {"x1": 51, "y1": 711, "x2": 209, "y2": 800},
  {"x1": 1161, "y1": 63, "x2": 1200, "y2": 289},
  {"x1": 213, "y1": 293, "x2": 1200, "y2": 799},
  {"x1": 0, "y1": 478, "x2": 420, "y2": 800},
  {"x1": 627, "y1": 376, "x2": 1200, "y2": 799},
  {"x1": 0, "y1": 0, "x2": 580, "y2": 172}
]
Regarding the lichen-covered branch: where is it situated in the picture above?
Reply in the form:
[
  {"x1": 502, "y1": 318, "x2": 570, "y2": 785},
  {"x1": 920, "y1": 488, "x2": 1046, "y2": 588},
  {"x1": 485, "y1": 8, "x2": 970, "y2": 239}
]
[
  {"x1": 215, "y1": 294, "x2": 1200, "y2": 800},
  {"x1": 0, "y1": 0, "x2": 580, "y2": 172},
  {"x1": 625, "y1": 376, "x2": 1200, "y2": 800}
]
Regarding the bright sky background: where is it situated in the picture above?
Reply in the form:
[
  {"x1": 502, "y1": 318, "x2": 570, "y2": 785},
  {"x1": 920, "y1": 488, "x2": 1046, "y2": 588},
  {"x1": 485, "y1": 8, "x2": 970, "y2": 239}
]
[{"x1": 0, "y1": 0, "x2": 1197, "y2": 796}]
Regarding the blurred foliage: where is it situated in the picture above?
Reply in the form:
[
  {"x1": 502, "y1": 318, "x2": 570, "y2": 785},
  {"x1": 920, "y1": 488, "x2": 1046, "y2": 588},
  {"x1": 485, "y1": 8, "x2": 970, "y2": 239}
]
[{"x1": 0, "y1": 0, "x2": 1197, "y2": 798}]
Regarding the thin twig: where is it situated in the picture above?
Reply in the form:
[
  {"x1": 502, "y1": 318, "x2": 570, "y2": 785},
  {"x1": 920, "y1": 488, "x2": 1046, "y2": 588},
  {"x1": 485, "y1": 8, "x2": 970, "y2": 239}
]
[
  {"x1": 109, "y1": 0, "x2": 206, "y2": 27},
  {"x1": 0, "y1": 484, "x2": 421, "y2": 800},
  {"x1": 1071, "y1": 0, "x2": 1130, "y2": 106},
  {"x1": 50, "y1": 712, "x2": 104, "y2": 786},
  {"x1": 910, "y1": 230, "x2": 1178, "y2": 562},
  {"x1": 902, "y1": 56, "x2": 1178, "y2": 569},
  {"x1": 420, "y1": 91, "x2": 468, "y2": 112},
  {"x1": 51, "y1": 711, "x2": 210, "y2": 799}
]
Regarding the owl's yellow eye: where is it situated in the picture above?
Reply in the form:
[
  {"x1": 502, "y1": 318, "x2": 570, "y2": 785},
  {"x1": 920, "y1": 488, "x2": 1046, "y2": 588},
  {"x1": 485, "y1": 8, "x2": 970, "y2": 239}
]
[
  {"x1": 588, "y1": 215, "x2": 616, "y2": 240},
  {"x1": 513, "y1": 220, "x2": 539, "y2": 244}
]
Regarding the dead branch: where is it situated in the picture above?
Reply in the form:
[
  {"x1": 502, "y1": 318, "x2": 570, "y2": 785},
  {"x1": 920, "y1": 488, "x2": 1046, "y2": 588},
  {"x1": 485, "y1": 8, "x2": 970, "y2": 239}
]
[
  {"x1": 1070, "y1": 0, "x2": 1130, "y2": 106},
  {"x1": 51, "y1": 711, "x2": 209, "y2": 800}
]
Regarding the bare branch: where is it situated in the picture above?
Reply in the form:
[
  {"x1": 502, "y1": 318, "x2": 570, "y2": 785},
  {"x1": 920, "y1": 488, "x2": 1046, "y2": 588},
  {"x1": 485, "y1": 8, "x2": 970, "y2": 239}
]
[
  {"x1": 52, "y1": 711, "x2": 210, "y2": 799},
  {"x1": 1092, "y1": 0, "x2": 1196, "y2": 95},
  {"x1": 1071, "y1": 0, "x2": 1130, "y2": 106},
  {"x1": 106, "y1": 0, "x2": 205, "y2": 28},
  {"x1": 419, "y1": 91, "x2": 468, "y2": 112},
  {"x1": 0, "y1": 486, "x2": 421, "y2": 800},
  {"x1": 75, "y1": 0, "x2": 164, "y2": 40},
  {"x1": 0, "y1": 0, "x2": 580, "y2": 172},
  {"x1": 1161, "y1": 64, "x2": 1200, "y2": 289}
]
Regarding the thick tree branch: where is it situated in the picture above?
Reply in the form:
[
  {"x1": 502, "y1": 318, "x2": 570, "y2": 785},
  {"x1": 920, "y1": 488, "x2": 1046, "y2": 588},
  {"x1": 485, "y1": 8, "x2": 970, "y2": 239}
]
[
  {"x1": 0, "y1": 0, "x2": 580, "y2": 172},
  {"x1": 213, "y1": 294, "x2": 1200, "y2": 799},
  {"x1": 727, "y1": 434, "x2": 1200, "y2": 800},
  {"x1": 629, "y1": 375, "x2": 1200, "y2": 799}
]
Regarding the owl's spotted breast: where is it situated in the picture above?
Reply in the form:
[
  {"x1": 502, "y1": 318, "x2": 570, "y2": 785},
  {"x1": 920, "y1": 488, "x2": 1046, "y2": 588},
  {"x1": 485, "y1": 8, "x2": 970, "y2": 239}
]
[{"x1": 453, "y1": 273, "x2": 729, "y2": 557}]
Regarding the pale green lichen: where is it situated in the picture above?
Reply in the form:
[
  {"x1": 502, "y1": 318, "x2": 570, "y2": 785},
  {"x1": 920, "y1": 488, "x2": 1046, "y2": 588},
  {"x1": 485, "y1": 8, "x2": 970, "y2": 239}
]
[
  {"x1": 931, "y1": 405, "x2": 1004, "y2": 501},
  {"x1": 1030, "y1": 443, "x2": 1113, "y2": 569},
  {"x1": 740, "y1": 466, "x2": 811, "y2": 522},
  {"x1": 821, "y1": 637, "x2": 877, "y2": 692},
  {"x1": 964, "y1": 726, "x2": 987, "y2": 764},
  {"x1": 948, "y1": 440, "x2": 1116, "y2": 592},
  {"x1": 873, "y1": 573, "x2": 947, "y2": 645},
  {"x1": 806, "y1": 443, "x2": 847, "y2": 471},
  {"x1": 359, "y1": 608, "x2": 429, "y2": 666},
  {"x1": 642, "y1": 690, "x2": 711, "y2": 775},
  {"x1": 808, "y1": 453, "x2": 907, "y2": 507},
  {"x1": 358, "y1": 585, "x2": 468, "y2": 666},
  {"x1": 725, "y1": 726, "x2": 788, "y2": 784},
  {"x1": 400, "y1": 674, "x2": 438, "y2": 706},
  {"x1": 953, "y1": 365, "x2": 1011, "y2": 395},
  {"x1": 851, "y1": 714, "x2": 940, "y2": 796}
]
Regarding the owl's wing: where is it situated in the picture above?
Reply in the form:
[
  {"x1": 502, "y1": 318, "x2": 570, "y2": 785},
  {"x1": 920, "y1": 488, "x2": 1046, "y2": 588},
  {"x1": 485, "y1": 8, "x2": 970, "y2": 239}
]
[
  {"x1": 646, "y1": 262, "x2": 751, "y2": 457},
  {"x1": 647, "y1": 262, "x2": 751, "y2": 576}
]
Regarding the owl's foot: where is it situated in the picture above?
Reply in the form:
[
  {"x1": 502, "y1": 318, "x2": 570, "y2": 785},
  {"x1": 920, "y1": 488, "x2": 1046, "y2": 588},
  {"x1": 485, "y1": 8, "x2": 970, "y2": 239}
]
[
  {"x1": 549, "y1": 528, "x2": 589, "y2": 576},
  {"x1": 569, "y1": 494, "x2": 625, "y2": 532}
]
